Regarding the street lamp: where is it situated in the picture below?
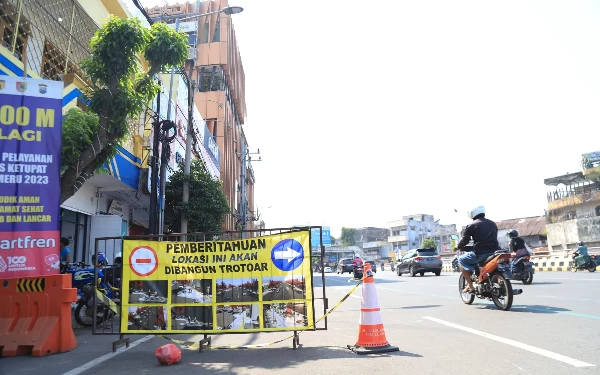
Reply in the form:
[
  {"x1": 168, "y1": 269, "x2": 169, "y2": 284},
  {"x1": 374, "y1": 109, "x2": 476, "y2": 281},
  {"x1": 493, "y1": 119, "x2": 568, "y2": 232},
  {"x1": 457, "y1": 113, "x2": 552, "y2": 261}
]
[{"x1": 152, "y1": 6, "x2": 245, "y2": 238}]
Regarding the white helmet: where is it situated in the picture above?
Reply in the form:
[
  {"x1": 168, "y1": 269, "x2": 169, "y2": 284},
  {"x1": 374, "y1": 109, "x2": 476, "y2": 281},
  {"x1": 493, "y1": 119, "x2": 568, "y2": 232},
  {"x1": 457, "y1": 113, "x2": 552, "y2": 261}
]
[{"x1": 469, "y1": 206, "x2": 485, "y2": 219}]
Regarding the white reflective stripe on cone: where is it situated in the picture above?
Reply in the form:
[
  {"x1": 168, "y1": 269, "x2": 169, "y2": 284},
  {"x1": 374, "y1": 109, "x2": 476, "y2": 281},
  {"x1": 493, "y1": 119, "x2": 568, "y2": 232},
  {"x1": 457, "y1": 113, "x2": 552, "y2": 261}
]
[
  {"x1": 359, "y1": 310, "x2": 383, "y2": 325},
  {"x1": 361, "y1": 283, "x2": 380, "y2": 309}
]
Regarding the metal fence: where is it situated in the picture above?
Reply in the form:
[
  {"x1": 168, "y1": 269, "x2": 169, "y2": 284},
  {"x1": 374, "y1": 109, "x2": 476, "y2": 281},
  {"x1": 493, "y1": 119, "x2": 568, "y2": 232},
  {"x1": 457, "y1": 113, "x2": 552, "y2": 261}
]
[
  {"x1": 90, "y1": 227, "x2": 328, "y2": 351},
  {"x1": 1, "y1": 0, "x2": 97, "y2": 80}
]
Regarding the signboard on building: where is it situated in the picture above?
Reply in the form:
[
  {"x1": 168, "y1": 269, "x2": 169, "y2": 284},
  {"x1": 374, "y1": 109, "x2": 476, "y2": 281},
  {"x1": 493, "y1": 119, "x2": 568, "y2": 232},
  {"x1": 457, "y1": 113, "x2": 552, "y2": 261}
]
[
  {"x1": 108, "y1": 200, "x2": 125, "y2": 217},
  {"x1": 0, "y1": 76, "x2": 63, "y2": 277},
  {"x1": 166, "y1": 21, "x2": 198, "y2": 34},
  {"x1": 120, "y1": 230, "x2": 314, "y2": 333},
  {"x1": 204, "y1": 125, "x2": 220, "y2": 167}
]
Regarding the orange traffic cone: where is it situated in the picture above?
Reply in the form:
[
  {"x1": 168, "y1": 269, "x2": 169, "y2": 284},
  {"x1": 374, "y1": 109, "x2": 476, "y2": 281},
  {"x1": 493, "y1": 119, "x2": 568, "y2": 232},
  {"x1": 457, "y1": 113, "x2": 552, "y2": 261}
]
[{"x1": 348, "y1": 263, "x2": 399, "y2": 354}]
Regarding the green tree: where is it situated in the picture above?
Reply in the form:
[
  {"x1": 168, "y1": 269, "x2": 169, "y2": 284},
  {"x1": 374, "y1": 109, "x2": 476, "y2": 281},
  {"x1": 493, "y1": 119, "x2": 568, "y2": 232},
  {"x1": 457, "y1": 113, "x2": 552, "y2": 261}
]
[
  {"x1": 451, "y1": 239, "x2": 457, "y2": 251},
  {"x1": 164, "y1": 159, "x2": 230, "y2": 233},
  {"x1": 421, "y1": 238, "x2": 438, "y2": 250},
  {"x1": 340, "y1": 227, "x2": 356, "y2": 246},
  {"x1": 330, "y1": 236, "x2": 336, "y2": 245},
  {"x1": 60, "y1": 16, "x2": 188, "y2": 203}
]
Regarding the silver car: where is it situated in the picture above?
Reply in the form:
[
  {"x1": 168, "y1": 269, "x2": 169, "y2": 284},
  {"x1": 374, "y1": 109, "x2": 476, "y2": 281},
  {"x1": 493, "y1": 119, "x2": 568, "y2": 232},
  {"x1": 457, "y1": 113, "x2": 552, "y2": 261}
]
[{"x1": 396, "y1": 248, "x2": 443, "y2": 277}]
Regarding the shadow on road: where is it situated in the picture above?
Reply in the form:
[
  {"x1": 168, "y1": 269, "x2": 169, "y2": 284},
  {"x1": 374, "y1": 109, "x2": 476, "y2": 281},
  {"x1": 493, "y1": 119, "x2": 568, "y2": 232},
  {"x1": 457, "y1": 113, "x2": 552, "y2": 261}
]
[
  {"x1": 525, "y1": 282, "x2": 562, "y2": 285},
  {"x1": 167, "y1": 345, "x2": 423, "y2": 373},
  {"x1": 479, "y1": 304, "x2": 572, "y2": 314},
  {"x1": 401, "y1": 305, "x2": 442, "y2": 310}
]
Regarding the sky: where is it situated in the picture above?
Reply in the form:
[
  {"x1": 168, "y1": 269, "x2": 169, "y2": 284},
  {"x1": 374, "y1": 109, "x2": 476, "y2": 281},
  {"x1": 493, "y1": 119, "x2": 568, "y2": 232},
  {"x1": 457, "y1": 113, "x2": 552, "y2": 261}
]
[{"x1": 142, "y1": 0, "x2": 600, "y2": 237}]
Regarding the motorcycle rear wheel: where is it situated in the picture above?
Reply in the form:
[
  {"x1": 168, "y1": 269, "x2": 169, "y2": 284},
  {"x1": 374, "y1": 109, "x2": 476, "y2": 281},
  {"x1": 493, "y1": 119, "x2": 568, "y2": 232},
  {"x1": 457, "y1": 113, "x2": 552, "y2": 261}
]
[
  {"x1": 74, "y1": 300, "x2": 105, "y2": 327},
  {"x1": 522, "y1": 271, "x2": 533, "y2": 285},
  {"x1": 491, "y1": 273, "x2": 513, "y2": 311},
  {"x1": 458, "y1": 274, "x2": 474, "y2": 305},
  {"x1": 588, "y1": 265, "x2": 596, "y2": 273}
]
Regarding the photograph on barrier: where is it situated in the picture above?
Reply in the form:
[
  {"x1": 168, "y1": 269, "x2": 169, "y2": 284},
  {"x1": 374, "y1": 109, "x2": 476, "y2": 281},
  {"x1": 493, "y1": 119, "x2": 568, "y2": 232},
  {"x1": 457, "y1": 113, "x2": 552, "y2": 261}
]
[
  {"x1": 171, "y1": 279, "x2": 212, "y2": 303},
  {"x1": 129, "y1": 280, "x2": 168, "y2": 304},
  {"x1": 215, "y1": 277, "x2": 259, "y2": 303},
  {"x1": 120, "y1": 230, "x2": 316, "y2": 333},
  {"x1": 263, "y1": 303, "x2": 307, "y2": 328},
  {"x1": 171, "y1": 306, "x2": 213, "y2": 330},
  {"x1": 262, "y1": 276, "x2": 307, "y2": 301},
  {"x1": 216, "y1": 304, "x2": 260, "y2": 330},
  {"x1": 127, "y1": 306, "x2": 168, "y2": 331}
]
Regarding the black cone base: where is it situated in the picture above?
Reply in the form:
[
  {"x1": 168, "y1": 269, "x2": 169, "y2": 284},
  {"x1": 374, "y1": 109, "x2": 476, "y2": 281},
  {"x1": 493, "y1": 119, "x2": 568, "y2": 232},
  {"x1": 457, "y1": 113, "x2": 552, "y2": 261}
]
[{"x1": 347, "y1": 344, "x2": 400, "y2": 355}]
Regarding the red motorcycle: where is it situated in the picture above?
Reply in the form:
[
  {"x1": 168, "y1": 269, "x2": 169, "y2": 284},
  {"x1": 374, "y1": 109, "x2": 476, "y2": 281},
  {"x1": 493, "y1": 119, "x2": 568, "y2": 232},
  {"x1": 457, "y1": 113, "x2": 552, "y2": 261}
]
[{"x1": 458, "y1": 247, "x2": 523, "y2": 311}]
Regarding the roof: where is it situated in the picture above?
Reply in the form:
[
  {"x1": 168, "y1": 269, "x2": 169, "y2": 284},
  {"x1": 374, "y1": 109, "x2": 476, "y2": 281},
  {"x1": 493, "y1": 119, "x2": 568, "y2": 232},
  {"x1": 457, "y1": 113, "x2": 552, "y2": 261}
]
[
  {"x1": 495, "y1": 216, "x2": 546, "y2": 236},
  {"x1": 544, "y1": 172, "x2": 587, "y2": 186}
]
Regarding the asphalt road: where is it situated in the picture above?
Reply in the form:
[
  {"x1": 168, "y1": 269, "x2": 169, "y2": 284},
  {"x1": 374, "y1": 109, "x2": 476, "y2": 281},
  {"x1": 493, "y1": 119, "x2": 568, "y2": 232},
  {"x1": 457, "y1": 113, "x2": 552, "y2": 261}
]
[
  {"x1": 216, "y1": 286, "x2": 258, "y2": 303},
  {"x1": 2, "y1": 271, "x2": 599, "y2": 374},
  {"x1": 263, "y1": 282, "x2": 305, "y2": 301}
]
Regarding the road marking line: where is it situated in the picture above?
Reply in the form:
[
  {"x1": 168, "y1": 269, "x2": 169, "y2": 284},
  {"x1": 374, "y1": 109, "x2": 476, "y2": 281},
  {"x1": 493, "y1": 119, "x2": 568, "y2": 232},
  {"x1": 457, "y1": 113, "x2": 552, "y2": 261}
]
[
  {"x1": 62, "y1": 335, "x2": 155, "y2": 375},
  {"x1": 423, "y1": 316, "x2": 595, "y2": 368}
]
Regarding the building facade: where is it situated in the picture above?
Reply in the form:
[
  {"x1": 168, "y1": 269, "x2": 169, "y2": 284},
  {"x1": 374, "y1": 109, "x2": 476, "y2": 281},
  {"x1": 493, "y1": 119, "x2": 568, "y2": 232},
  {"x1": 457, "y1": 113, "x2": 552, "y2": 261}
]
[
  {"x1": 0, "y1": 0, "x2": 165, "y2": 262},
  {"x1": 146, "y1": 0, "x2": 256, "y2": 233},
  {"x1": 495, "y1": 216, "x2": 547, "y2": 250},
  {"x1": 388, "y1": 214, "x2": 458, "y2": 253},
  {"x1": 353, "y1": 227, "x2": 390, "y2": 250},
  {"x1": 545, "y1": 152, "x2": 600, "y2": 250}
]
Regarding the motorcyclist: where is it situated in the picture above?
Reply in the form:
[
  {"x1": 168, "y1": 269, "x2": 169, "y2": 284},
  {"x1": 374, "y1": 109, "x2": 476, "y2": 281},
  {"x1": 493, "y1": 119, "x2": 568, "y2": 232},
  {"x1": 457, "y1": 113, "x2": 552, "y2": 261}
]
[
  {"x1": 455, "y1": 206, "x2": 500, "y2": 293},
  {"x1": 352, "y1": 256, "x2": 363, "y2": 268},
  {"x1": 572, "y1": 241, "x2": 589, "y2": 267},
  {"x1": 508, "y1": 230, "x2": 529, "y2": 259},
  {"x1": 381, "y1": 261, "x2": 385, "y2": 271},
  {"x1": 576, "y1": 241, "x2": 588, "y2": 257}
]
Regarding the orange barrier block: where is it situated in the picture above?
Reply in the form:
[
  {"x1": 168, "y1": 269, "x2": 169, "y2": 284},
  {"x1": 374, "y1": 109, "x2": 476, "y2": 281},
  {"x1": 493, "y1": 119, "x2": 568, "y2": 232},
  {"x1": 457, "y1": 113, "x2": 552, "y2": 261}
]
[
  {"x1": 0, "y1": 274, "x2": 77, "y2": 356},
  {"x1": 348, "y1": 264, "x2": 399, "y2": 355}
]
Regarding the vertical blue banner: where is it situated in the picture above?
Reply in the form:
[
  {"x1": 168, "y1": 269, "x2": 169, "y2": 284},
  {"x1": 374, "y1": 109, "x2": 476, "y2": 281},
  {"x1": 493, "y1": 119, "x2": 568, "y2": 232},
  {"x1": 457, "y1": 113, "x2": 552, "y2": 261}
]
[{"x1": 0, "y1": 76, "x2": 63, "y2": 277}]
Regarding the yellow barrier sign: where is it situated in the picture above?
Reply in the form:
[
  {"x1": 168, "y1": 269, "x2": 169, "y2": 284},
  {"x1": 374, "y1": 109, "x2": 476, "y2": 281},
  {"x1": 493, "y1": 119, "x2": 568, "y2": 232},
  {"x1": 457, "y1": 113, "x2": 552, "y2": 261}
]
[{"x1": 120, "y1": 231, "x2": 314, "y2": 333}]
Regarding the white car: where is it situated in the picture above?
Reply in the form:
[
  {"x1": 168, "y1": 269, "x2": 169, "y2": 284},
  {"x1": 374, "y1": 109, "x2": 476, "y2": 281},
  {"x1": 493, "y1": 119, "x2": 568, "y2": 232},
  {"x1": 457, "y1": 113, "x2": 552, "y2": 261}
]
[{"x1": 323, "y1": 267, "x2": 332, "y2": 273}]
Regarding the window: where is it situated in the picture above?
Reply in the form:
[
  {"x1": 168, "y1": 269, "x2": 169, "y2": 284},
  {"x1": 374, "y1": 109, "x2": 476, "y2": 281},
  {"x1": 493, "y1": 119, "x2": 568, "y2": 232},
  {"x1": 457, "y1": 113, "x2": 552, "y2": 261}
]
[
  {"x1": 0, "y1": 4, "x2": 29, "y2": 63},
  {"x1": 212, "y1": 16, "x2": 220, "y2": 42},
  {"x1": 200, "y1": 21, "x2": 209, "y2": 44},
  {"x1": 41, "y1": 40, "x2": 85, "y2": 82},
  {"x1": 60, "y1": 209, "x2": 89, "y2": 263}
]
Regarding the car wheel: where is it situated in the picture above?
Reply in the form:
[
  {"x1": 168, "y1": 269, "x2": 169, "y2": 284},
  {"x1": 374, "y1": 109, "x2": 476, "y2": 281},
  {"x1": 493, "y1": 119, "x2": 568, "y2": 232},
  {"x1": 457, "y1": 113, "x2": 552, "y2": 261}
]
[
  {"x1": 435, "y1": 271, "x2": 441, "y2": 276},
  {"x1": 420, "y1": 272, "x2": 425, "y2": 277},
  {"x1": 410, "y1": 266, "x2": 416, "y2": 277},
  {"x1": 397, "y1": 268, "x2": 402, "y2": 276}
]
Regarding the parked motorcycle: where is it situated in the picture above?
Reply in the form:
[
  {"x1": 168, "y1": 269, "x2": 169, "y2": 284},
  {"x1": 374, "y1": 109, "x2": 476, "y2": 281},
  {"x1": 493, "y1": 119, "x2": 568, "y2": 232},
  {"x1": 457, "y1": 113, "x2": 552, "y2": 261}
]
[
  {"x1": 458, "y1": 247, "x2": 523, "y2": 311},
  {"x1": 63, "y1": 256, "x2": 120, "y2": 327},
  {"x1": 353, "y1": 265, "x2": 364, "y2": 280},
  {"x1": 511, "y1": 255, "x2": 535, "y2": 284},
  {"x1": 570, "y1": 252, "x2": 598, "y2": 273}
]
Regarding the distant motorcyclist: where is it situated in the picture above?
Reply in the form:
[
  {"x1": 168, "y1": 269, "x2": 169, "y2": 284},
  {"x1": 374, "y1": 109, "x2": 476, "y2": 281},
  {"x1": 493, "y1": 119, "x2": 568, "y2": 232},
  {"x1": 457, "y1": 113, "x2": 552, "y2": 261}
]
[
  {"x1": 575, "y1": 241, "x2": 588, "y2": 257},
  {"x1": 380, "y1": 261, "x2": 385, "y2": 270},
  {"x1": 508, "y1": 230, "x2": 529, "y2": 258},
  {"x1": 455, "y1": 206, "x2": 500, "y2": 293}
]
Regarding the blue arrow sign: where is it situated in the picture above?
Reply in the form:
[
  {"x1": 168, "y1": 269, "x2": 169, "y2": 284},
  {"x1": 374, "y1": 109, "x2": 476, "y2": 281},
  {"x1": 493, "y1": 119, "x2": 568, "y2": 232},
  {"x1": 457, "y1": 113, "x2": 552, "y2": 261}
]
[{"x1": 271, "y1": 239, "x2": 304, "y2": 272}]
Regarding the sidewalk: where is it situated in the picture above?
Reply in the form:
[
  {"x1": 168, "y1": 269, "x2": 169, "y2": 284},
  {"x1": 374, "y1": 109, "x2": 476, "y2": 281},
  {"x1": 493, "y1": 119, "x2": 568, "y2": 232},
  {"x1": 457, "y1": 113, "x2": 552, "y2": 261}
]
[{"x1": 0, "y1": 326, "x2": 149, "y2": 375}]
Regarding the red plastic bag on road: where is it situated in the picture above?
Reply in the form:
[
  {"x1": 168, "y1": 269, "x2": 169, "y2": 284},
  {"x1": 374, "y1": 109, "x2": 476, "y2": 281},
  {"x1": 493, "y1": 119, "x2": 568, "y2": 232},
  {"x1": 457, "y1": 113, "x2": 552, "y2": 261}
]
[{"x1": 155, "y1": 344, "x2": 182, "y2": 365}]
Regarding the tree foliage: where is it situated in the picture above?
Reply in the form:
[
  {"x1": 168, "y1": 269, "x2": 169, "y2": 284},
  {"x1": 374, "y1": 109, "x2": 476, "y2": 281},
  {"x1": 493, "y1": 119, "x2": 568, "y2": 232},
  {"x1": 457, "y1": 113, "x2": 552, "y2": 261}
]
[
  {"x1": 451, "y1": 239, "x2": 457, "y2": 251},
  {"x1": 340, "y1": 227, "x2": 356, "y2": 246},
  {"x1": 330, "y1": 236, "x2": 336, "y2": 245},
  {"x1": 60, "y1": 16, "x2": 188, "y2": 203},
  {"x1": 421, "y1": 238, "x2": 438, "y2": 250},
  {"x1": 164, "y1": 159, "x2": 230, "y2": 233},
  {"x1": 61, "y1": 108, "x2": 99, "y2": 174}
]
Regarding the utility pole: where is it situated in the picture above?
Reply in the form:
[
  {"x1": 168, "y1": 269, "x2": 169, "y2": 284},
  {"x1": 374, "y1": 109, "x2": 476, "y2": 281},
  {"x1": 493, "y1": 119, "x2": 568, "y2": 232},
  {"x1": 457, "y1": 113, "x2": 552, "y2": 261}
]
[
  {"x1": 158, "y1": 18, "x2": 180, "y2": 236},
  {"x1": 149, "y1": 83, "x2": 161, "y2": 235}
]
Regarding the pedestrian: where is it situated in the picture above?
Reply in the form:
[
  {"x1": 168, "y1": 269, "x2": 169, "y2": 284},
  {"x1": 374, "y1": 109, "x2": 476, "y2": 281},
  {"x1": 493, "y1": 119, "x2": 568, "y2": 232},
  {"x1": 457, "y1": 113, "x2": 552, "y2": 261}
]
[{"x1": 60, "y1": 237, "x2": 71, "y2": 263}]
